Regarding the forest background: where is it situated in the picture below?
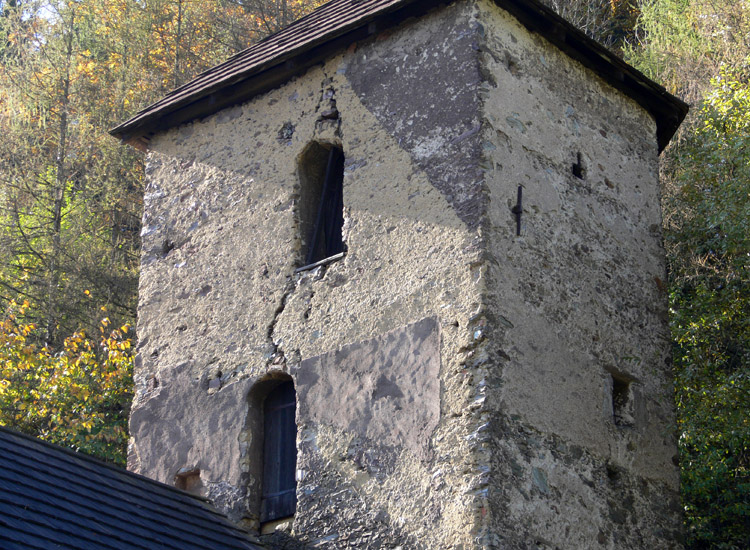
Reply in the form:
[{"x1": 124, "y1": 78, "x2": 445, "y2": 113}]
[{"x1": 0, "y1": 0, "x2": 746, "y2": 547}]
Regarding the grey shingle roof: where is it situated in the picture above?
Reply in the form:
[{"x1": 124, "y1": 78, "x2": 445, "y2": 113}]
[
  {"x1": 110, "y1": 0, "x2": 688, "y2": 152},
  {"x1": 0, "y1": 426, "x2": 263, "y2": 550}
]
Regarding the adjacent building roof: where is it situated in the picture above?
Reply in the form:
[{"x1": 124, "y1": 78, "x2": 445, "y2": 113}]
[
  {"x1": 0, "y1": 426, "x2": 263, "y2": 550},
  {"x1": 111, "y1": 0, "x2": 688, "y2": 153}
]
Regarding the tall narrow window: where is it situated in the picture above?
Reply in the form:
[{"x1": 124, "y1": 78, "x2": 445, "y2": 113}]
[
  {"x1": 298, "y1": 143, "x2": 345, "y2": 266},
  {"x1": 261, "y1": 381, "x2": 297, "y2": 523}
]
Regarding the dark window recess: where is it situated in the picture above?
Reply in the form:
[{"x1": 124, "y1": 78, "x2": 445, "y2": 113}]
[
  {"x1": 305, "y1": 146, "x2": 345, "y2": 265},
  {"x1": 612, "y1": 375, "x2": 635, "y2": 427},
  {"x1": 511, "y1": 185, "x2": 523, "y2": 236},
  {"x1": 572, "y1": 152, "x2": 586, "y2": 179},
  {"x1": 261, "y1": 381, "x2": 297, "y2": 523},
  {"x1": 174, "y1": 468, "x2": 201, "y2": 493}
]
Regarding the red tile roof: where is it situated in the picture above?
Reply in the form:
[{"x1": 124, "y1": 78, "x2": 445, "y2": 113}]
[{"x1": 111, "y1": 0, "x2": 687, "y2": 151}]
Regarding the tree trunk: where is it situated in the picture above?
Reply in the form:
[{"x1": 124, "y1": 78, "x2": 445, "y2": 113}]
[{"x1": 46, "y1": 7, "x2": 74, "y2": 346}]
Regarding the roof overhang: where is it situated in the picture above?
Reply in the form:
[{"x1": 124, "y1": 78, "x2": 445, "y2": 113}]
[{"x1": 110, "y1": 0, "x2": 688, "y2": 152}]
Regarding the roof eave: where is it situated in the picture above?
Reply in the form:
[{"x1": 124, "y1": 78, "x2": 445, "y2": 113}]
[
  {"x1": 110, "y1": 0, "x2": 688, "y2": 152},
  {"x1": 109, "y1": 0, "x2": 435, "y2": 145},
  {"x1": 498, "y1": 0, "x2": 688, "y2": 151}
]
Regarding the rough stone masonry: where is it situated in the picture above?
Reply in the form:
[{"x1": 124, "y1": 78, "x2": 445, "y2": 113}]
[{"x1": 118, "y1": 0, "x2": 687, "y2": 548}]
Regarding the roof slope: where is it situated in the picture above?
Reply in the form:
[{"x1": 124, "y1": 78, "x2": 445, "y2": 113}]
[
  {"x1": 0, "y1": 426, "x2": 263, "y2": 550},
  {"x1": 111, "y1": 0, "x2": 688, "y2": 152}
]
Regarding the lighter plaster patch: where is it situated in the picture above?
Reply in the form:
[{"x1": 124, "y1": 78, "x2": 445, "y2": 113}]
[{"x1": 296, "y1": 318, "x2": 440, "y2": 458}]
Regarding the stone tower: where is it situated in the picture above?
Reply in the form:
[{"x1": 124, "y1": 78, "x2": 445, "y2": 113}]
[{"x1": 112, "y1": 0, "x2": 688, "y2": 548}]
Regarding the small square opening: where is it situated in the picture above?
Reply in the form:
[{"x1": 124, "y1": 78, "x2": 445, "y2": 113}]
[
  {"x1": 611, "y1": 375, "x2": 635, "y2": 427},
  {"x1": 174, "y1": 468, "x2": 202, "y2": 494}
]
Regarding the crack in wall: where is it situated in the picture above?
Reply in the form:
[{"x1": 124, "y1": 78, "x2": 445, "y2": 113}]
[
  {"x1": 266, "y1": 276, "x2": 296, "y2": 367},
  {"x1": 266, "y1": 265, "x2": 329, "y2": 369},
  {"x1": 268, "y1": 71, "x2": 340, "y2": 372},
  {"x1": 314, "y1": 71, "x2": 342, "y2": 138}
]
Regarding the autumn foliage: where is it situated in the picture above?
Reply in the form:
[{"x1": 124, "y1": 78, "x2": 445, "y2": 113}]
[
  {"x1": 0, "y1": 0, "x2": 320, "y2": 464},
  {"x1": 0, "y1": 300, "x2": 133, "y2": 464}
]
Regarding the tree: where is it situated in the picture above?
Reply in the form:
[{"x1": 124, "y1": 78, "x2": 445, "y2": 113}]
[
  {"x1": 542, "y1": 0, "x2": 639, "y2": 51},
  {"x1": 0, "y1": 0, "x2": 322, "y2": 463},
  {"x1": 0, "y1": 0, "x2": 141, "y2": 348},
  {"x1": 621, "y1": 2, "x2": 750, "y2": 546},
  {"x1": 664, "y1": 68, "x2": 750, "y2": 549},
  {"x1": 627, "y1": 0, "x2": 750, "y2": 102},
  {"x1": 0, "y1": 300, "x2": 133, "y2": 464}
]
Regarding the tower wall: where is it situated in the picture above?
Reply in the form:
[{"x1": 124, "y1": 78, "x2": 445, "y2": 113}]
[
  {"x1": 129, "y1": 1, "x2": 683, "y2": 548},
  {"x1": 132, "y1": 3, "x2": 491, "y2": 548},
  {"x1": 476, "y1": 1, "x2": 682, "y2": 547}
]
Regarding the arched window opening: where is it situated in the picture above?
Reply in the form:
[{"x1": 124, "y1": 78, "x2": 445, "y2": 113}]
[
  {"x1": 260, "y1": 380, "x2": 297, "y2": 523},
  {"x1": 297, "y1": 142, "x2": 345, "y2": 267}
]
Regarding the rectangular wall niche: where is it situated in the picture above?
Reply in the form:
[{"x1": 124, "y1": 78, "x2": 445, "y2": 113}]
[
  {"x1": 174, "y1": 468, "x2": 202, "y2": 494},
  {"x1": 611, "y1": 375, "x2": 635, "y2": 427}
]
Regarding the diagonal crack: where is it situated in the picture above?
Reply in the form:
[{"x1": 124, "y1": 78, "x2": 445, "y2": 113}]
[{"x1": 266, "y1": 276, "x2": 296, "y2": 366}]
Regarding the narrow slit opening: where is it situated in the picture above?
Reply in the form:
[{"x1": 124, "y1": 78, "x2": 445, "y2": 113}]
[
  {"x1": 297, "y1": 142, "x2": 345, "y2": 268},
  {"x1": 572, "y1": 151, "x2": 586, "y2": 179},
  {"x1": 612, "y1": 375, "x2": 634, "y2": 427}
]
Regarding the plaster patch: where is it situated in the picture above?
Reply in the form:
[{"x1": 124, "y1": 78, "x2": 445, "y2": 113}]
[{"x1": 296, "y1": 317, "x2": 440, "y2": 458}]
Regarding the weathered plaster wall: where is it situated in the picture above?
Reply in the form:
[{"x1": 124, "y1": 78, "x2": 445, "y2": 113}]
[
  {"x1": 131, "y1": 0, "x2": 683, "y2": 548},
  {"x1": 474, "y1": 0, "x2": 682, "y2": 547},
  {"x1": 132, "y1": 3, "x2": 492, "y2": 548}
]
